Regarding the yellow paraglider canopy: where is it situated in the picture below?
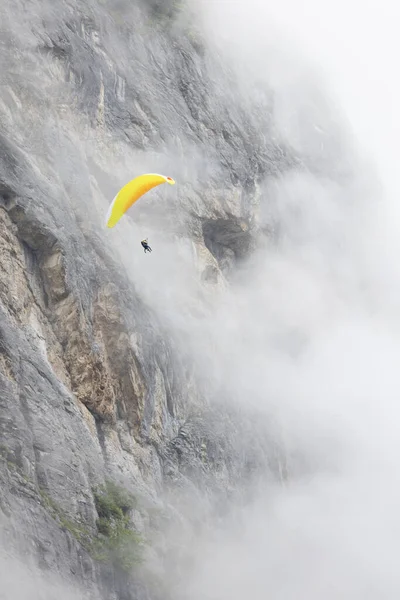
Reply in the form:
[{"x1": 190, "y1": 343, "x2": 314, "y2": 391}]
[{"x1": 106, "y1": 173, "x2": 175, "y2": 228}]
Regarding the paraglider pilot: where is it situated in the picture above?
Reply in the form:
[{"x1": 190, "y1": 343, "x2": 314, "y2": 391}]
[{"x1": 141, "y1": 238, "x2": 152, "y2": 253}]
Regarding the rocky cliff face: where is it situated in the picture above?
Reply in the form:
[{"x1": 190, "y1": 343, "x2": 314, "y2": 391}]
[{"x1": 0, "y1": 1, "x2": 356, "y2": 598}]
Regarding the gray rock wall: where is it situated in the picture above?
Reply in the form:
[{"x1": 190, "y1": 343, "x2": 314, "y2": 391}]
[{"x1": 0, "y1": 0, "x2": 352, "y2": 597}]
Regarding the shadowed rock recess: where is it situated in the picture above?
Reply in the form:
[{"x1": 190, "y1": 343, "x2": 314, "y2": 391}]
[{"x1": 0, "y1": 0, "x2": 351, "y2": 598}]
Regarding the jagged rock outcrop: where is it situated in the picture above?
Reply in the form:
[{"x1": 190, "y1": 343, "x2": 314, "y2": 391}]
[{"x1": 0, "y1": 0, "x2": 349, "y2": 598}]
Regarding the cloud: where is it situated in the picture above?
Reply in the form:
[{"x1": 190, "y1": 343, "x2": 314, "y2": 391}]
[
  {"x1": 155, "y1": 1, "x2": 400, "y2": 598},
  {"x1": 2, "y1": 0, "x2": 400, "y2": 597},
  {"x1": 0, "y1": 549, "x2": 84, "y2": 600}
]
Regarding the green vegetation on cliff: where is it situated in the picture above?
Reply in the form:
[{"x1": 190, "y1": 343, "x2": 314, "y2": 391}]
[{"x1": 92, "y1": 480, "x2": 144, "y2": 573}]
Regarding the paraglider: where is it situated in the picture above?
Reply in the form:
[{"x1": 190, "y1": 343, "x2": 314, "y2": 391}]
[
  {"x1": 105, "y1": 173, "x2": 175, "y2": 228},
  {"x1": 141, "y1": 238, "x2": 152, "y2": 253}
]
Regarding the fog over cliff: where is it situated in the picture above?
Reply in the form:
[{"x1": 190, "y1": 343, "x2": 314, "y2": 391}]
[{"x1": 1, "y1": 0, "x2": 400, "y2": 599}]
